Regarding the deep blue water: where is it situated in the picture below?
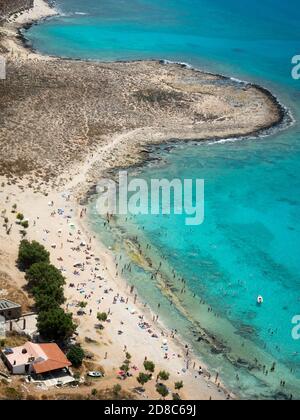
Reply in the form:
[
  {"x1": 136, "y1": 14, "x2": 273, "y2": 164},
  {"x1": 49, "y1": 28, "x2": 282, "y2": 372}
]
[{"x1": 26, "y1": 0, "x2": 300, "y2": 399}]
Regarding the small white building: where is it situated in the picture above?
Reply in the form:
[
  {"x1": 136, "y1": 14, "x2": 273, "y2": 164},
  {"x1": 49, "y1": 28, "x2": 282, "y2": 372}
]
[{"x1": 1, "y1": 341, "x2": 71, "y2": 375}]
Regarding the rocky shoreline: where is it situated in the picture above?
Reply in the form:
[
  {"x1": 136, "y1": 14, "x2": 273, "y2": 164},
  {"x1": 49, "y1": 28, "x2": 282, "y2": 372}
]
[
  {"x1": 0, "y1": 1, "x2": 297, "y2": 401},
  {"x1": 0, "y1": 57, "x2": 288, "y2": 191},
  {"x1": 0, "y1": 1, "x2": 292, "y2": 199}
]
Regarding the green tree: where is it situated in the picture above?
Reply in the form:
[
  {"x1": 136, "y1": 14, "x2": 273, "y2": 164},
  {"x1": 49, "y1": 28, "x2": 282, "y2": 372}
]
[
  {"x1": 67, "y1": 345, "x2": 85, "y2": 368},
  {"x1": 34, "y1": 293, "x2": 64, "y2": 313},
  {"x1": 37, "y1": 307, "x2": 75, "y2": 341},
  {"x1": 25, "y1": 262, "x2": 65, "y2": 291},
  {"x1": 17, "y1": 240, "x2": 50, "y2": 271},
  {"x1": 156, "y1": 383, "x2": 169, "y2": 399},
  {"x1": 144, "y1": 360, "x2": 155, "y2": 373}
]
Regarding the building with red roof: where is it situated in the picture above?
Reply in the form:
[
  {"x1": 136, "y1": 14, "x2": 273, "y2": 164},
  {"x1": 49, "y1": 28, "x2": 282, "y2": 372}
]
[{"x1": 1, "y1": 342, "x2": 71, "y2": 375}]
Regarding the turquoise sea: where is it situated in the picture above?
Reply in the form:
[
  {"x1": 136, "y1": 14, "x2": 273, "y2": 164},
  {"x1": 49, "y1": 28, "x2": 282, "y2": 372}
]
[{"x1": 25, "y1": 1, "x2": 300, "y2": 399}]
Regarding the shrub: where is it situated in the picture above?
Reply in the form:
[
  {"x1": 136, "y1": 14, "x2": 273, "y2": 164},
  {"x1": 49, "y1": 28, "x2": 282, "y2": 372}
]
[
  {"x1": 21, "y1": 220, "x2": 29, "y2": 229},
  {"x1": 4, "y1": 387, "x2": 22, "y2": 400},
  {"x1": 16, "y1": 213, "x2": 24, "y2": 221},
  {"x1": 175, "y1": 381, "x2": 183, "y2": 391},
  {"x1": 113, "y1": 384, "x2": 122, "y2": 397},
  {"x1": 144, "y1": 360, "x2": 155, "y2": 373},
  {"x1": 137, "y1": 372, "x2": 151, "y2": 385},
  {"x1": 156, "y1": 383, "x2": 169, "y2": 399},
  {"x1": 158, "y1": 370, "x2": 170, "y2": 381},
  {"x1": 17, "y1": 240, "x2": 50, "y2": 271},
  {"x1": 97, "y1": 312, "x2": 108, "y2": 322},
  {"x1": 120, "y1": 364, "x2": 129, "y2": 373},
  {"x1": 134, "y1": 89, "x2": 184, "y2": 106},
  {"x1": 73, "y1": 372, "x2": 81, "y2": 381}
]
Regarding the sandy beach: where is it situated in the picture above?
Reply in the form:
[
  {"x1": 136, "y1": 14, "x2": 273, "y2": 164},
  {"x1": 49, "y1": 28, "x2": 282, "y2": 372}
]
[
  {"x1": 0, "y1": 0, "x2": 289, "y2": 400},
  {"x1": 0, "y1": 176, "x2": 232, "y2": 400}
]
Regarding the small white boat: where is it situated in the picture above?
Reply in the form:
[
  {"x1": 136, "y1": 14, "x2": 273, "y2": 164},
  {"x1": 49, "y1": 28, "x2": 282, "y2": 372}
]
[{"x1": 257, "y1": 295, "x2": 264, "y2": 305}]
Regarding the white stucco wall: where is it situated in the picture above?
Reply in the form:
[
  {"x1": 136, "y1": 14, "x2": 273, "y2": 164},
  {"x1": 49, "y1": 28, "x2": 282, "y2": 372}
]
[{"x1": 12, "y1": 364, "x2": 26, "y2": 375}]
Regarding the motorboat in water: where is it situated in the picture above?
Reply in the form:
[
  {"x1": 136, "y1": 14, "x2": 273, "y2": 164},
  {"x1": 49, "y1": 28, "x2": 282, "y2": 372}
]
[{"x1": 257, "y1": 295, "x2": 264, "y2": 305}]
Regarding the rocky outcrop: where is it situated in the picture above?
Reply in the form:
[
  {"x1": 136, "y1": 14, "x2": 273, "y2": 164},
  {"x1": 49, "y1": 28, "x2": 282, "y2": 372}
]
[{"x1": 0, "y1": 0, "x2": 33, "y2": 20}]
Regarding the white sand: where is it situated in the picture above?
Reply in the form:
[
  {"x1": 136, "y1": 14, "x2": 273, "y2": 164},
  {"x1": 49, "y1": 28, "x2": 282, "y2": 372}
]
[{"x1": 0, "y1": 170, "x2": 231, "y2": 400}]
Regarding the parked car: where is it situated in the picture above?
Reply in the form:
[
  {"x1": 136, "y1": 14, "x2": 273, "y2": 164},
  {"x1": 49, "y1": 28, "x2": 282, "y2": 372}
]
[{"x1": 87, "y1": 371, "x2": 103, "y2": 378}]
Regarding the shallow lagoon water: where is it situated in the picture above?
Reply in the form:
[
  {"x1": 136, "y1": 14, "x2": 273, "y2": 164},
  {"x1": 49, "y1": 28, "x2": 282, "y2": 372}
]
[{"x1": 26, "y1": 0, "x2": 300, "y2": 398}]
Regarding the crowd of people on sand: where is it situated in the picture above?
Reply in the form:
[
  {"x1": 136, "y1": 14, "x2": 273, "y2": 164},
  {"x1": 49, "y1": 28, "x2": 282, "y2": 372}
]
[
  {"x1": 99, "y1": 211, "x2": 298, "y2": 398},
  {"x1": 21, "y1": 193, "x2": 295, "y2": 400},
  {"x1": 30, "y1": 194, "x2": 232, "y2": 399},
  {"x1": 0, "y1": 185, "x2": 295, "y2": 399}
]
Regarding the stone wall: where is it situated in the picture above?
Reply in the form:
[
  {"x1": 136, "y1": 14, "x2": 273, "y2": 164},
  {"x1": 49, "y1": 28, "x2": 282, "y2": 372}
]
[{"x1": 0, "y1": 0, "x2": 33, "y2": 19}]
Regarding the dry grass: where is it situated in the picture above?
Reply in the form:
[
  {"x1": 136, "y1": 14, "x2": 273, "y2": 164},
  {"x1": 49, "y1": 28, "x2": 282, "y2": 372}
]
[
  {"x1": 0, "y1": 59, "x2": 281, "y2": 189},
  {"x1": 0, "y1": 271, "x2": 31, "y2": 312},
  {"x1": 0, "y1": 384, "x2": 23, "y2": 400},
  {"x1": 0, "y1": 331, "x2": 29, "y2": 348},
  {"x1": 133, "y1": 88, "x2": 186, "y2": 107}
]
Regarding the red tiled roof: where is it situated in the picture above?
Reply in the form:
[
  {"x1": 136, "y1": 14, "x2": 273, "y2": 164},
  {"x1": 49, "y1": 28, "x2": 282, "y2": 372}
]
[{"x1": 32, "y1": 343, "x2": 71, "y2": 374}]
